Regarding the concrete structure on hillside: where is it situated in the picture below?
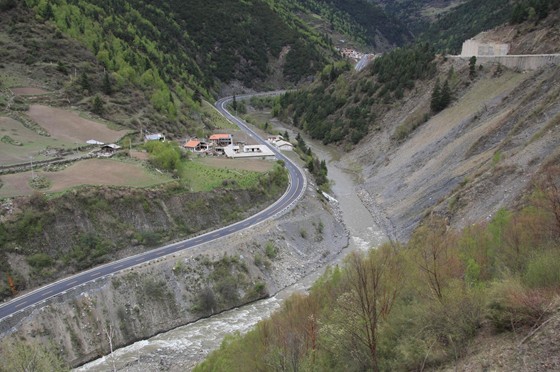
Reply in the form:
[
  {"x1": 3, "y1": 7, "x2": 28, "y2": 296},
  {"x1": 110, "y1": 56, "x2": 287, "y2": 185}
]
[{"x1": 461, "y1": 39, "x2": 510, "y2": 57}]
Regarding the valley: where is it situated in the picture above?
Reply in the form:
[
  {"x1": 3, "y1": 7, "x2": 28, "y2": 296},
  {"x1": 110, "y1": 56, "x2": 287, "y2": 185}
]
[{"x1": 1, "y1": 0, "x2": 560, "y2": 370}]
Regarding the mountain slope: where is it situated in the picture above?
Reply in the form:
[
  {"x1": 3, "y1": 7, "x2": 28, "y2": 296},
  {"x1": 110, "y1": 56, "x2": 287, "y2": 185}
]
[{"x1": 267, "y1": 0, "x2": 412, "y2": 50}]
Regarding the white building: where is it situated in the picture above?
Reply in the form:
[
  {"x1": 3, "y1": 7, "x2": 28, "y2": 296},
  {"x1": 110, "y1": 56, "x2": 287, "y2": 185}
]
[{"x1": 274, "y1": 140, "x2": 293, "y2": 151}]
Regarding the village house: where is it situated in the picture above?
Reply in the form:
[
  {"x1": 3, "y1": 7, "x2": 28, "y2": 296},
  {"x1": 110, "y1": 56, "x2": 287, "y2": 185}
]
[
  {"x1": 209, "y1": 133, "x2": 233, "y2": 147},
  {"x1": 273, "y1": 140, "x2": 293, "y2": 151},
  {"x1": 144, "y1": 133, "x2": 165, "y2": 142},
  {"x1": 184, "y1": 138, "x2": 210, "y2": 152},
  {"x1": 267, "y1": 135, "x2": 284, "y2": 143},
  {"x1": 267, "y1": 136, "x2": 293, "y2": 151},
  {"x1": 97, "y1": 143, "x2": 121, "y2": 157}
]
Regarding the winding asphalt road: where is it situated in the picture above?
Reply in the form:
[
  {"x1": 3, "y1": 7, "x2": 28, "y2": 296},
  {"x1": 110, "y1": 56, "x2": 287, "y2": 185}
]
[{"x1": 0, "y1": 93, "x2": 306, "y2": 323}]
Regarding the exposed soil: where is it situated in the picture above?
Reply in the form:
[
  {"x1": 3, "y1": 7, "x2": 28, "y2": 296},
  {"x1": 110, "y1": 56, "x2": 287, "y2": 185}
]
[
  {"x1": 0, "y1": 116, "x2": 76, "y2": 164},
  {"x1": 10, "y1": 87, "x2": 50, "y2": 96},
  {"x1": 26, "y1": 105, "x2": 129, "y2": 144},
  {"x1": 347, "y1": 61, "x2": 560, "y2": 241},
  {"x1": 0, "y1": 159, "x2": 170, "y2": 197}
]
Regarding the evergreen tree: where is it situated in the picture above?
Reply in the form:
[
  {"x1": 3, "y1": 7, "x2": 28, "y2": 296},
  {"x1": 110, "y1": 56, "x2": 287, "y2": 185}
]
[
  {"x1": 193, "y1": 90, "x2": 202, "y2": 104},
  {"x1": 440, "y1": 79, "x2": 452, "y2": 110},
  {"x1": 42, "y1": 2, "x2": 54, "y2": 20},
  {"x1": 92, "y1": 95, "x2": 104, "y2": 115},
  {"x1": 283, "y1": 130, "x2": 290, "y2": 142},
  {"x1": 430, "y1": 79, "x2": 441, "y2": 112},
  {"x1": 232, "y1": 94, "x2": 237, "y2": 112},
  {"x1": 102, "y1": 72, "x2": 112, "y2": 95},
  {"x1": 469, "y1": 56, "x2": 477, "y2": 79},
  {"x1": 80, "y1": 72, "x2": 91, "y2": 93}
]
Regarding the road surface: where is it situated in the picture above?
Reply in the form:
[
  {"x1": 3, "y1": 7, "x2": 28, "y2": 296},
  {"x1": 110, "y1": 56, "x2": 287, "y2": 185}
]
[{"x1": 0, "y1": 93, "x2": 306, "y2": 323}]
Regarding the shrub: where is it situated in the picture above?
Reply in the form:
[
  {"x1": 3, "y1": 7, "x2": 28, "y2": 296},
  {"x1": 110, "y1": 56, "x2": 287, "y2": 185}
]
[
  {"x1": 27, "y1": 253, "x2": 53, "y2": 269},
  {"x1": 523, "y1": 249, "x2": 560, "y2": 288},
  {"x1": 488, "y1": 279, "x2": 552, "y2": 332},
  {"x1": 264, "y1": 241, "x2": 277, "y2": 259}
]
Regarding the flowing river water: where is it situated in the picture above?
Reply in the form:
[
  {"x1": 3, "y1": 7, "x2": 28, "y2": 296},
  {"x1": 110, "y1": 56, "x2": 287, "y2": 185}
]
[{"x1": 77, "y1": 138, "x2": 385, "y2": 371}]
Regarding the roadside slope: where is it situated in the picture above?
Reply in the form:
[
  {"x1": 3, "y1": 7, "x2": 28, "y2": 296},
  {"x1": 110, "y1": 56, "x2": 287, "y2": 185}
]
[{"x1": 354, "y1": 62, "x2": 560, "y2": 240}]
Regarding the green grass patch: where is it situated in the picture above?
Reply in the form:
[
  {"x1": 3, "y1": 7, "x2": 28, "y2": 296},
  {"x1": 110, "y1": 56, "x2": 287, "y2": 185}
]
[
  {"x1": 183, "y1": 159, "x2": 264, "y2": 192},
  {"x1": 201, "y1": 101, "x2": 238, "y2": 130}
]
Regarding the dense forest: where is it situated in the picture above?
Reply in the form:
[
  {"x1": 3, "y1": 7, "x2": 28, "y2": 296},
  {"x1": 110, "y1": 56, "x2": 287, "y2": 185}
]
[
  {"x1": 419, "y1": 0, "x2": 514, "y2": 53},
  {"x1": 274, "y1": 43, "x2": 436, "y2": 145},
  {"x1": 196, "y1": 166, "x2": 560, "y2": 371}
]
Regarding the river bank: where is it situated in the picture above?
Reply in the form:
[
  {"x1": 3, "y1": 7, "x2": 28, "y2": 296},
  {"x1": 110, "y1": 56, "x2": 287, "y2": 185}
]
[{"x1": 77, "y1": 130, "x2": 385, "y2": 371}]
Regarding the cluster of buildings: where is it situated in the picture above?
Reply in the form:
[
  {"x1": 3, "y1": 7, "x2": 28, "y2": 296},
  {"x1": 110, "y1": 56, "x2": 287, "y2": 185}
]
[
  {"x1": 337, "y1": 48, "x2": 366, "y2": 62},
  {"x1": 89, "y1": 130, "x2": 295, "y2": 160},
  {"x1": 183, "y1": 133, "x2": 293, "y2": 159}
]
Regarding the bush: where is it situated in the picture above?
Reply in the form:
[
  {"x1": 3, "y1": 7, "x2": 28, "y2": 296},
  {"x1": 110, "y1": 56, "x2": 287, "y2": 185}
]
[
  {"x1": 27, "y1": 253, "x2": 53, "y2": 269},
  {"x1": 264, "y1": 241, "x2": 277, "y2": 259},
  {"x1": 523, "y1": 249, "x2": 560, "y2": 288},
  {"x1": 488, "y1": 279, "x2": 552, "y2": 332}
]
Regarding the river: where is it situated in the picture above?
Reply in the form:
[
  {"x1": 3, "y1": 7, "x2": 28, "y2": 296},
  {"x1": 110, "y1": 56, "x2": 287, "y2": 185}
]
[{"x1": 76, "y1": 136, "x2": 385, "y2": 371}]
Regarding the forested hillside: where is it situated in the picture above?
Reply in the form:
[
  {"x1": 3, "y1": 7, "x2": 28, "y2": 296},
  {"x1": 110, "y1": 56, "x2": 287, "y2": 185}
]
[
  {"x1": 0, "y1": 0, "x2": 343, "y2": 137},
  {"x1": 266, "y1": 0, "x2": 411, "y2": 50},
  {"x1": 274, "y1": 43, "x2": 437, "y2": 145},
  {"x1": 418, "y1": 0, "x2": 560, "y2": 53}
]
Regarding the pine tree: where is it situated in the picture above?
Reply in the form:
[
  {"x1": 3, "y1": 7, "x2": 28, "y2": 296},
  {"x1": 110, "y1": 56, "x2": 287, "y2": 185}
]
[
  {"x1": 80, "y1": 72, "x2": 91, "y2": 93},
  {"x1": 232, "y1": 94, "x2": 237, "y2": 111},
  {"x1": 193, "y1": 90, "x2": 202, "y2": 104},
  {"x1": 430, "y1": 79, "x2": 441, "y2": 113},
  {"x1": 92, "y1": 95, "x2": 104, "y2": 115},
  {"x1": 102, "y1": 72, "x2": 112, "y2": 95},
  {"x1": 440, "y1": 79, "x2": 452, "y2": 110},
  {"x1": 469, "y1": 56, "x2": 477, "y2": 79}
]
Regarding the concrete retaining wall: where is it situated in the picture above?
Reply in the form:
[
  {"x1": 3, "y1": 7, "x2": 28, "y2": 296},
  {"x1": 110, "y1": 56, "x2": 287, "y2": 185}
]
[{"x1": 449, "y1": 54, "x2": 560, "y2": 71}]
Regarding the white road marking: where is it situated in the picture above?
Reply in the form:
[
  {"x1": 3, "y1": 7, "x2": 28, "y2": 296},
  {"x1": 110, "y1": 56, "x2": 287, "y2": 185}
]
[{"x1": 15, "y1": 300, "x2": 28, "y2": 308}]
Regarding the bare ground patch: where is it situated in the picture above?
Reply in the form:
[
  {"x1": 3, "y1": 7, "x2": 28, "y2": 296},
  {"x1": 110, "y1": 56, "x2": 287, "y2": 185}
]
[
  {"x1": 0, "y1": 159, "x2": 169, "y2": 197},
  {"x1": 10, "y1": 87, "x2": 50, "y2": 96},
  {"x1": 0, "y1": 116, "x2": 75, "y2": 165},
  {"x1": 26, "y1": 105, "x2": 129, "y2": 144}
]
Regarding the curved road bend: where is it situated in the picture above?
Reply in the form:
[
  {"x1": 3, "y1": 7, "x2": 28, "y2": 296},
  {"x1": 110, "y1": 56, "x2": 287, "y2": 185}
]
[{"x1": 0, "y1": 93, "x2": 306, "y2": 323}]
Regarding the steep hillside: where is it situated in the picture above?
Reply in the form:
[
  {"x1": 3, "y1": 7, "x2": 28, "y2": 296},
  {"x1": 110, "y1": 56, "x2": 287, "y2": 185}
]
[
  {"x1": 274, "y1": 9, "x2": 560, "y2": 241},
  {"x1": 266, "y1": 0, "x2": 411, "y2": 50},
  {"x1": 418, "y1": 0, "x2": 559, "y2": 53},
  {"x1": 373, "y1": 0, "x2": 464, "y2": 34},
  {"x1": 276, "y1": 43, "x2": 437, "y2": 145}
]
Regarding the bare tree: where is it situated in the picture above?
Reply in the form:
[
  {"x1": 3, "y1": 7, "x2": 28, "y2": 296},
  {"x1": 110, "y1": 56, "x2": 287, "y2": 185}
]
[
  {"x1": 535, "y1": 165, "x2": 560, "y2": 239},
  {"x1": 414, "y1": 222, "x2": 448, "y2": 301},
  {"x1": 98, "y1": 319, "x2": 117, "y2": 372},
  {"x1": 337, "y1": 246, "x2": 403, "y2": 371}
]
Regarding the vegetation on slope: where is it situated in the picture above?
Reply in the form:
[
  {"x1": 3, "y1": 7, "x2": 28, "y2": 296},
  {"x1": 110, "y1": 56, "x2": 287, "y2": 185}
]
[
  {"x1": 274, "y1": 43, "x2": 436, "y2": 145},
  {"x1": 0, "y1": 159, "x2": 289, "y2": 302},
  {"x1": 22, "y1": 0, "x2": 335, "y2": 90},
  {"x1": 196, "y1": 166, "x2": 560, "y2": 371},
  {"x1": 419, "y1": 0, "x2": 511, "y2": 53},
  {"x1": 264, "y1": 0, "x2": 411, "y2": 50}
]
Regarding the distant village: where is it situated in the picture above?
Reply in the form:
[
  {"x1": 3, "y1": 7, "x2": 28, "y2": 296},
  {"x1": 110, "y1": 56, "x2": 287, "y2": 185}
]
[
  {"x1": 86, "y1": 131, "x2": 294, "y2": 160},
  {"x1": 182, "y1": 133, "x2": 293, "y2": 159}
]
